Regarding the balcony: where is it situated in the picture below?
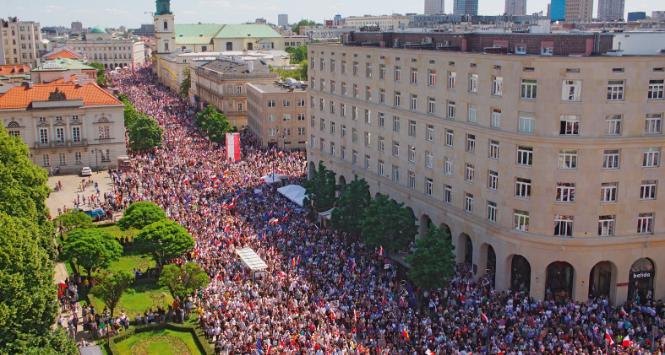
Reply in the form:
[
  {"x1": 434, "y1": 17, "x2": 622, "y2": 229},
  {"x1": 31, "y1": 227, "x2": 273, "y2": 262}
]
[{"x1": 68, "y1": 139, "x2": 88, "y2": 147}]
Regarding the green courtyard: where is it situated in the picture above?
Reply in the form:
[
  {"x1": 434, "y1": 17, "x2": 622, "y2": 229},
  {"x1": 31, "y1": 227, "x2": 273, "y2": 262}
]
[{"x1": 111, "y1": 328, "x2": 203, "y2": 355}]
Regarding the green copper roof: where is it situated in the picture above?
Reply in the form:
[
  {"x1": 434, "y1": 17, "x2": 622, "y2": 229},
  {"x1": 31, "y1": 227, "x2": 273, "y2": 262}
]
[
  {"x1": 90, "y1": 26, "x2": 105, "y2": 34},
  {"x1": 155, "y1": 0, "x2": 172, "y2": 15},
  {"x1": 215, "y1": 24, "x2": 281, "y2": 39},
  {"x1": 33, "y1": 58, "x2": 95, "y2": 72},
  {"x1": 175, "y1": 24, "x2": 223, "y2": 45}
]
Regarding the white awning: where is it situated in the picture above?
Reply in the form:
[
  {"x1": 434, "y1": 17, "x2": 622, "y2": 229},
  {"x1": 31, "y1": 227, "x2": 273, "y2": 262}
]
[
  {"x1": 235, "y1": 247, "x2": 268, "y2": 272},
  {"x1": 277, "y1": 184, "x2": 306, "y2": 207},
  {"x1": 318, "y1": 208, "x2": 335, "y2": 220},
  {"x1": 261, "y1": 173, "x2": 288, "y2": 184}
]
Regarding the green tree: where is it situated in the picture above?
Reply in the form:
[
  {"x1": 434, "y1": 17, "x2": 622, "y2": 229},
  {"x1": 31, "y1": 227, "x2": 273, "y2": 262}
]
[
  {"x1": 179, "y1": 67, "x2": 191, "y2": 98},
  {"x1": 62, "y1": 229, "x2": 122, "y2": 279},
  {"x1": 195, "y1": 105, "x2": 233, "y2": 142},
  {"x1": 331, "y1": 177, "x2": 370, "y2": 235},
  {"x1": 88, "y1": 62, "x2": 107, "y2": 87},
  {"x1": 120, "y1": 96, "x2": 140, "y2": 128},
  {"x1": 135, "y1": 220, "x2": 195, "y2": 267},
  {"x1": 360, "y1": 194, "x2": 417, "y2": 254},
  {"x1": 407, "y1": 225, "x2": 456, "y2": 291},
  {"x1": 55, "y1": 209, "x2": 93, "y2": 235},
  {"x1": 286, "y1": 45, "x2": 307, "y2": 63},
  {"x1": 292, "y1": 19, "x2": 316, "y2": 34},
  {"x1": 91, "y1": 271, "x2": 134, "y2": 317},
  {"x1": 128, "y1": 114, "x2": 162, "y2": 152},
  {"x1": 298, "y1": 60, "x2": 308, "y2": 80},
  {"x1": 159, "y1": 262, "x2": 209, "y2": 299},
  {"x1": 303, "y1": 161, "x2": 336, "y2": 213},
  {"x1": 118, "y1": 201, "x2": 167, "y2": 230}
]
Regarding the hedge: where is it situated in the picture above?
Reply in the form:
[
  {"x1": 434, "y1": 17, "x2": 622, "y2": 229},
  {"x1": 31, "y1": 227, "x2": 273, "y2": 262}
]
[{"x1": 104, "y1": 322, "x2": 213, "y2": 355}]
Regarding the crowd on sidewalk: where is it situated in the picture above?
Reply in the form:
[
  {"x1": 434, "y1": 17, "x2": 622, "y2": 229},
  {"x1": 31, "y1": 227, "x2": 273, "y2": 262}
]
[{"x1": 102, "y1": 67, "x2": 665, "y2": 354}]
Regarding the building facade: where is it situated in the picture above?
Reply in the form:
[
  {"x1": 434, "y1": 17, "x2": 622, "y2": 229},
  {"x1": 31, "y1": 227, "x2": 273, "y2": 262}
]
[
  {"x1": 505, "y1": 0, "x2": 527, "y2": 16},
  {"x1": 343, "y1": 15, "x2": 410, "y2": 31},
  {"x1": 0, "y1": 82, "x2": 126, "y2": 173},
  {"x1": 64, "y1": 29, "x2": 146, "y2": 70},
  {"x1": 307, "y1": 33, "x2": 665, "y2": 305},
  {"x1": 278, "y1": 14, "x2": 289, "y2": 27},
  {"x1": 247, "y1": 82, "x2": 308, "y2": 150},
  {"x1": 0, "y1": 17, "x2": 43, "y2": 66},
  {"x1": 550, "y1": 0, "x2": 566, "y2": 21},
  {"x1": 424, "y1": 0, "x2": 445, "y2": 15},
  {"x1": 598, "y1": 0, "x2": 625, "y2": 21},
  {"x1": 191, "y1": 58, "x2": 279, "y2": 128},
  {"x1": 453, "y1": 0, "x2": 479, "y2": 16},
  {"x1": 565, "y1": 0, "x2": 594, "y2": 23}
]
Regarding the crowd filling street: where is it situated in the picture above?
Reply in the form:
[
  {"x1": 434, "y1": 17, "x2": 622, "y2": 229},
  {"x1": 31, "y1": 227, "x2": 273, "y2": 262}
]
[{"x1": 98, "y1": 67, "x2": 665, "y2": 354}]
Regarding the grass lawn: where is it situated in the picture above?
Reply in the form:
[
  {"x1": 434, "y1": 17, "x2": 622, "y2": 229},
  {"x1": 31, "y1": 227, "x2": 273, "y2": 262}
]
[
  {"x1": 112, "y1": 328, "x2": 202, "y2": 355},
  {"x1": 97, "y1": 224, "x2": 139, "y2": 240}
]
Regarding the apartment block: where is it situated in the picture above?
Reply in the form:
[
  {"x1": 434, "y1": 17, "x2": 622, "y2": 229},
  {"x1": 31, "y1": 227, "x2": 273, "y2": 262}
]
[
  {"x1": 598, "y1": 0, "x2": 625, "y2": 21},
  {"x1": 0, "y1": 17, "x2": 43, "y2": 66},
  {"x1": 307, "y1": 31, "x2": 665, "y2": 305},
  {"x1": 565, "y1": 0, "x2": 594, "y2": 23}
]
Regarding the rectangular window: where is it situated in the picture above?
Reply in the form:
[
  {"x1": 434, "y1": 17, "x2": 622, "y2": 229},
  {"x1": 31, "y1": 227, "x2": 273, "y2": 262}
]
[
  {"x1": 268, "y1": 100, "x2": 276, "y2": 107},
  {"x1": 488, "y1": 170, "x2": 498, "y2": 190},
  {"x1": 391, "y1": 165, "x2": 400, "y2": 182},
  {"x1": 365, "y1": 86, "x2": 371, "y2": 101},
  {"x1": 426, "y1": 125, "x2": 434, "y2": 141},
  {"x1": 517, "y1": 146, "x2": 533, "y2": 166},
  {"x1": 341, "y1": 82, "x2": 347, "y2": 96},
  {"x1": 408, "y1": 170, "x2": 416, "y2": 189},
  {"x1": 378, "y1": 112, "x2": 385, "y2": 127},
  {"x1": 42, "y1": 154, "x2": 50, "y2": 167},
  {"x1": 428, "y1": 69, "x2": 437, "y2": 86},
  {"x1": 341, "y1": 60, "x2": 346, "y2": 74},
  {"x1": 640, "y1": 180, "x2": 657, "y2": 200},
  {"x1": 330, "y1": 81, "x2": 336, "y2": 94},
  {"x1": 464, "y1": 192, "x2": 474, "y2": 213},
  {"x1": 447, "y1": 101, "x2": 456, "y2": 119},
  {"x1": 487, "y1": 201, "x2": 497, "y2": 223},
  {"x1": 637, "y1": 213, "x2": 654, "y2": 234},
  {"x1": 444, "y1": 185, "x2": 453, "y2": 203},
  {"x1": 377, "y1": 160, "x2": 384, "y2": 176},
  {"x1": 645, "y1": 113, "x2": 663, "y2": 135},
  {"x1": 425, "y1": 151, "x2": 433, "y2": 169},
  {"x1": 378, "y1": 136, "x2": 385, "y2": 152},
  {"x1": 598, "y1": 215, "x2": 616, "y2": 237},
  {"x1": 55, "y1": 127, "x2": 65, "y2": 143},
  {"x1": 606, "y1": 114, "x2": 622, "y2": 136},
  {"x1": 352, "y1": 61, "x2": 358, "y2": 76},
  {"x1": 521, "y1": 79, "x2": 537, "y2": 99},
  {"x1": 410, "y1": 95, "x2": 417, "y2": 111},
  {"x1": 352, "y1": 150, "x2": 358, "y2": 165},
  {"x1": 465, "y1": 163, "x2": 475, "y2": 182},
  {"x1": 601, "y1": 182, "x2": 618, "y2": 203},
  {"x1": 468, "y1": 104, "x2": 477, "y2": 123},
  {"x1": 58, "y1": 153, "x2": 66, "y2": 166},
  {"x1": 394, "y1": 92, "x2": 401, "y2": 107},
  {"x1": 558, "y1": 150, "x2": 578, "y2": 169},
  {"x1": 443, "y1": 157, "x2": 453, "y2": 176},
  {"x1": 488, "y1": 140, "x2": 500, "y2": 160},
  {"x1": 554, "y1": 215, "x2": 574, "y2": 237},
  {"x1": 408, "y1": 145, "x2": 416, "y2": 163},
  {"x1": 559, "y1": 115, "x2": 580, "y2": 136},
  {"x1": 607, "y1": 80, "x2": 625, "y2": 101},
  {"x1": 379, "y1": 89, "x2": 386, "y2": 103},
  {"x1": 447, "y1": 71, "x2": 456, "y2": 89},
  {"x1": 392, "y1": 141, "x2": 400, "y2": 157},
  {"x1": 518, "y1": 112, "x2": 535, "y2": 134},
  {"x1": 406, "y1": 120, "x2": 416, "y2": 137},
  {"x1": 320, "y1": 118, "x2": 325, "y2": 131},
  {"x1": 364, "y1": 109, "x2": 371, "y2": 125},
  {"x1": 329, "y1": 142, "x2": 336, "y2": 156},
  {"x1": 339, "y1": 104, "x2": 346, "y2": 118},
  {"x1": 491, "y1": 76, "x2": 503, "y2": 96},
  {"x1": 410, "y1": 68, "x2": 418, "y2": 84},
  {"x1": 562, "y1": 80, "x2": 582, "y2": 101},
  {"x1": 468, "y1": 73, "x2": 479, "y2": 93},
  {"x1": 515, "y1": 178, "x2": 532, "y2": 198},
  {"x1": 353, "y1": 84, "x2": 358, "y2": 98},
  {"x1": 490, "y1": 108, "x2": 502, "y2": 129},
  {"x1": 341, "y1": 125, "x2": 346, "y2": 137},
  {"x1": 393, "y1": 116, "x2": 400, "y2": 132},
  {"x1": 428, "y1": 97, "x2": 436, "y2": 114},
  {"x1": 466, "y1": 134, "x2": 476, "y2": 153},
  {"x1": 329, "y1": 101, "x2": 335, "y2": 114},
  {"x1": 648, "y1": 80, "x2": 664, "y2": 100},
  {"x1": 643, "y1": 148, "x2": 661, "y2": 168},
  {"x1": 366, "y1": 63, "x2": 372, "y2": 78},
  {"x1": 514, "y1": 210, "x2": 529, "y2": 231},
  {"x1": 351, "y1": 128, "x2": 357, "y2": 143},
  {"x1": 364, "y1": 131, "x2": 371, "y2": 147},
  {"x1": 445, "y1": 129, "x2": 454, "y2": 147},
  {"x1": 364, "y1": 154, "x2": 370, "y2": 169},
  {"x1": 330, "y1": 121, "x2": 336, "y2": 134},
  {"x1": 394, "y1": 66, "x2": 401, "y2": 81},
  {"x1": 379, "y1": 64, "x2": 386, "y2": 79},
  {"x1": 425, "y1": 178, "x2": 433, "y2": 196},
  {"x1": 603, "y1": 149, "x2": 620, "y2": 169},
  {"x1": 39, "y1": 128, "x2": 48, "y2": 144},
  {"x1": 352, "y1": 106, "x2": 358, "y2": 120},
  {"x1": 556, "y1": 182, "x2": 576, "y2": 202},
  {"x1": 75, "y1": 152, "x2": 82, "y2": 165}
]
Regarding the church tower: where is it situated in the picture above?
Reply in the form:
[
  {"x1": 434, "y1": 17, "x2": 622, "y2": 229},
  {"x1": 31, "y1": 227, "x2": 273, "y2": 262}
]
[{"x1": 154, "y1": 0, "x2": 175, "y2": 54}]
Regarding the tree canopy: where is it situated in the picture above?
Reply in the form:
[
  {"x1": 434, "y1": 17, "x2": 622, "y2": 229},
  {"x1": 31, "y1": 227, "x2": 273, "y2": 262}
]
[
  {"x1": 292, "y1": 19, "x2": 317, "y2": 34},
  {"x1": 179, "y1": 67, "x2": 191, "y2": 98},
  {"x1": 159, "y1": 262, "x2": 209, "y2": 299},
  {"x1": 360, "y1": 194, "x2": 417, "y2": 254},
  {"x1": 303, "y1": 161, "x2": 336, "y2": 213},
  {"x1": 135, "y1": 220, "x2": 195, "y2": 267},
  {"x1": 127, "y1": 114, "x2": 163, "y2": 153},
  {"x1": 88, "y1": 62, "x2": 107, "y2": 87},
  {"x1": 55, "y1": 210, "x2": 93, "y2": 235},
  {"x1": 331, "y1": 177, "x2": 370, "y2": 236},
  {"x1": 406, "y1": 225, "x2": 456, "y2": 291},
  {"x1": 286, "y1": 45, "x2": 307, "y2": 64},
  {"x1": 195, "y1": 105, "x2": 235, "y2": 143},
  {"x1": 119, "y1": 95, "x2": 141, "y2": 128},
  {"x1": 118, "y1": 201, "x2": 167, "y2": 230},
  {"x1": 62, "y1": 228, "x2": 123, "y2": 279},
  {"x1": 91, "y1": 271, "x2": 134, "y2": 317}
]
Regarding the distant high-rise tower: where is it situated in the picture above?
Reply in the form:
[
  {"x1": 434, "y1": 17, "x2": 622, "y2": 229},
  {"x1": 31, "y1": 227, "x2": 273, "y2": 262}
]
[
  {"x1": 425, "y1": 0, "x2": 445, "y2": 15},
  {"x1": 278, "y1": 14, "x2": 289, "y2": 27},
  {"x1": 505, "y1": 0, "x2": 527, "y2": 16},
  {"x1": 453, "y1": 0, "x2": 478, "y2": 16},
  {"x1": 598, "y1": 0, "x2": 624, "y2": 21},
  {"x1": 565, "y1": 0, "x2": 594, "y2": 23},
  {"x1": 550, "y1": 0, "x2": 566, "y2": 21},
  {"x1": 154, "y1": 0, "x2": 175, "y2": 54}
]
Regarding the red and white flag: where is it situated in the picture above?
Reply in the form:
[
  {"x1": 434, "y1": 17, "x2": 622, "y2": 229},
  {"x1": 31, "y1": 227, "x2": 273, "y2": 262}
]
[
  {"x1": 605, "y1": 330, "x2": 614, "y2": 346},
  {"x1": 622, "y1": 335, "x2": 632, "y2": 348},
  {"x1": 481, "y1": 312, "x2": 489, "y2": 323}
]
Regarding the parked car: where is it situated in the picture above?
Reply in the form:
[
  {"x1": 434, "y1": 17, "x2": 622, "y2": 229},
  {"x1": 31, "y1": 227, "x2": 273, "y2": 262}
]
[
  {"x1": 80, "y1": 166, "x2": 92, "y2": 177},
  {"x1": 83, "y1": 208, "x2": 106, "y2": 221}
]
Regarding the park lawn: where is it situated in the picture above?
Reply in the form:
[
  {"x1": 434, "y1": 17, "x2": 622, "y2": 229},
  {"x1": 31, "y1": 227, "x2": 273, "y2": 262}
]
[
  {"x1": 112, "y1": 328, "x2": 202, "y2": 355},
  {"x1": 97, "y1": 224, "x2": 139, "y2": 240},
  {"x1": 88, "y1": 280, "x2": 173, "y2": 318},
  {"x1": 106, "y1": 252, "x2": 155, "y2": 275}
]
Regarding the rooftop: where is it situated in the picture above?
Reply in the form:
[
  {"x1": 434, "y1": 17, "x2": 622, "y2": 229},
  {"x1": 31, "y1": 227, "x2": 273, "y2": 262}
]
[
  {"x1": 32, "y1": 58, "x2": 95, "y2": 72},
  {"x1": 201, "y1": 58, "x2": 272, "y2": 75},
  {"x1": 175, "y1": 23, "x2": 282, "y2": 45},
  {"x1": 0, "y1": 82, "x2": 121, "y2": 110},
  {"x1": 44, "y1": 47, "x2": 84, "y2": 60},
  {"x1": 0, "y1": 65, "x2": 30, "y2": 76},
  {"x1": 249, "y1": 81, "x2": 307, "y2": 93}
]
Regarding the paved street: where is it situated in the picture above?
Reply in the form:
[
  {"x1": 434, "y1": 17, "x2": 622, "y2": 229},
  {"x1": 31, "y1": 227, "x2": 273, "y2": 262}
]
[{"x1": 46, "y1": 172, "x2": 114, "y2": 217}]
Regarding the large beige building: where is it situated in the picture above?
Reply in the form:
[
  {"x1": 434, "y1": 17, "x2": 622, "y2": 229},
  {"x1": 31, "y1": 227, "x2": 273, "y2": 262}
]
[
  {"x1": 0, "y1": 17, "x2": 43, "y2": 66},
  {"x1": 344, "y1": 15, "x2": 410, "y2": 31},
  {"x1": 247, "y1": 81, "x2": 308, "y2": 150},
  {"x1": 64, "y1": 27, "x2": 146, "y2": 70},
  {"x1": 307, "y1": 32, "x2": 665, "y2": 305},
  {"x1": 565, "y1": 0, "x2": 594, "y2": 23},
  {"x1": 0, "y1": 82, "x2": 126, "y2": 173}
]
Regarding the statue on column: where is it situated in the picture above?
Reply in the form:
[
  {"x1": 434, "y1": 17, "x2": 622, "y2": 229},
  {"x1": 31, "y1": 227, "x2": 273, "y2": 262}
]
[{"x1": 156, "y1": 0, "x2": 171, "y2": 15}]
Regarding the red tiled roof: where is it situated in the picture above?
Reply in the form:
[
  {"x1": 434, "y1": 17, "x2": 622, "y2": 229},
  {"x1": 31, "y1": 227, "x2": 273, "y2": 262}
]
[
  {"x1": 0, "y1": 65, "x2": 31, "y2": 76},
  {"x1": 45, "y1": 47, "x2": 83, "y2": 60},
  {"x1": 48, "y1": 74, "x2": 79, "y2": 84},
  {"x1": 0, "y1": 82, "x2": 122, "y2": 109}
]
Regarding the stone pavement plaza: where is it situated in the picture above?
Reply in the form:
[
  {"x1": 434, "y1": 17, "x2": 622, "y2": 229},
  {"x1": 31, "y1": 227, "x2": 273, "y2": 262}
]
[{"x1": 46, "y1": 171, "x2": 114, "y2": 218}]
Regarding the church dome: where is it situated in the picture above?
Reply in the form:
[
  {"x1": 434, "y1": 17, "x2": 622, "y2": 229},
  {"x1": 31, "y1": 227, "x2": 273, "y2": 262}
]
[{"x1": 90, "y1": 26, "x2": 105, "y2": 34}]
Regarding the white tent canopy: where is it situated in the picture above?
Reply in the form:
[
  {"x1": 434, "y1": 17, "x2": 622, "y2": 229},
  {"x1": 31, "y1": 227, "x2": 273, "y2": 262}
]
[
  {"x1": 236, "y1": 247, "x2": 268, "y2": 272},
  {"x1": 277, "y1": 184, "x2": 306, "y2": 207},
  {"x1": 318, "y1": 208, "x2": 335, "y2": 221},
  {"x1": 261, "y1": 173, "x2": 288, "y2": 184}
]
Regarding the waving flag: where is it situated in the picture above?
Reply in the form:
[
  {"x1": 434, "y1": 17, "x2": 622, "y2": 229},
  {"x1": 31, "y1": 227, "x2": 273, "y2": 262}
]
[
  {"x1": 605, "y1": 330, "x2": 614, "y2": 346},
  {"x1": 622, "y1": 335, "x2": 632, "y2": 348},
  {"x1": 402, "y1": 329, "x2": 410, "y2": 341}
]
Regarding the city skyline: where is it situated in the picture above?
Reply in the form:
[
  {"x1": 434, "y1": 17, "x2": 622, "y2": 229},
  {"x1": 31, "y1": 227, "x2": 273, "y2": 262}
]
[{"x1": 3, "y1": 0, "x2": 660, "y2": 28}]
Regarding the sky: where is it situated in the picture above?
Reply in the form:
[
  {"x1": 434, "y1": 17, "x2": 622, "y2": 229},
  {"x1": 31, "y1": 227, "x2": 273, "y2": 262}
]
[{"x1": 3, "y1": 0, "x2": 661, "y2": 28}]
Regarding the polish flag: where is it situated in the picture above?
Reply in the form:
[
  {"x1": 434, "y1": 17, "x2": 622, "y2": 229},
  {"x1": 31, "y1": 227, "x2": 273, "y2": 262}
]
[
  {"x1": 622, "y1": 335, "x2": 632, "y2": 348},
  {"x1": 481, "y1": 312, "x2": 489, "y2": 323},
  {"x1": 605, "y1": 330, "x2": 614, "y2": 346}
]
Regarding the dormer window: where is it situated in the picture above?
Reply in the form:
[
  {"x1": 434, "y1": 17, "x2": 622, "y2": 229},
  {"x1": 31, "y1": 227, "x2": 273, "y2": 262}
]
[{"x1": 39, "y1": 117, "x2": 47, "y2": 124}]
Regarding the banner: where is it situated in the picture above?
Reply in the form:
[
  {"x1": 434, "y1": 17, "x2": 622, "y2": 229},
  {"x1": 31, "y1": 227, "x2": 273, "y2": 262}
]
[{"x1": 226, "y1": 132, "x2": 241, "y2": 162}]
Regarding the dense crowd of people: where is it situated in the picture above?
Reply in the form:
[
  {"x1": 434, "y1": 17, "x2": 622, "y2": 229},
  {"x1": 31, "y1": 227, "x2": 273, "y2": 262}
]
[{"x1": 106, "y1": 67, "x2": 665, "y2": 354}]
